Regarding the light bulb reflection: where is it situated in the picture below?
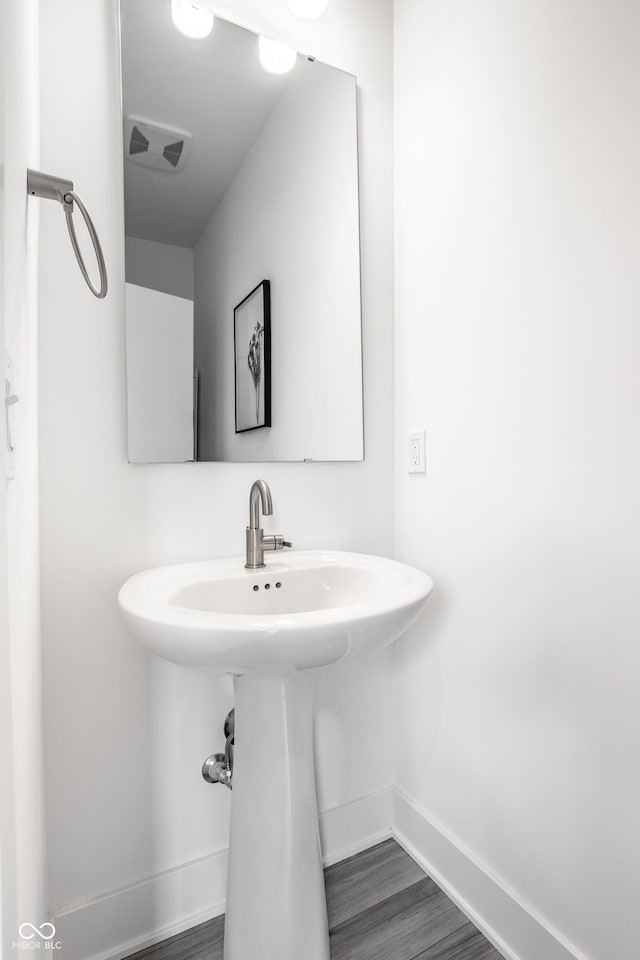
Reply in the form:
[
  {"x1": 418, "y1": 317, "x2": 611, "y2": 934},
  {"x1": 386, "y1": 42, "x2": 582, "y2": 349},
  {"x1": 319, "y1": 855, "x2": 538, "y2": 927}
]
[
  {"x1": 286, "y1": 0, "x2": 329, "y2": 19},
  {"x1": 258, "y1": 36, "x2": 297, "y2": 75},
  {"x1": 171, "y1": 0, "x2": 214, "y2": 39}
]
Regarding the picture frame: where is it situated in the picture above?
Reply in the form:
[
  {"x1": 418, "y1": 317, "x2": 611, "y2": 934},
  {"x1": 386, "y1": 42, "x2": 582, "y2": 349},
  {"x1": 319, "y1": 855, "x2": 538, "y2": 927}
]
[{"x1": 234, "y1": 280, "x2": 271, "y2": 433}]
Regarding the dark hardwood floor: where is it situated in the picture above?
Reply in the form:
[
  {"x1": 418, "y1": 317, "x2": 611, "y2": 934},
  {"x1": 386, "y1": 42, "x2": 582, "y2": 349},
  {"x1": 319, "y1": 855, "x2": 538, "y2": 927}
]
[{"x1": 125, "y1": 839, "x2": 505, "y2": 960}]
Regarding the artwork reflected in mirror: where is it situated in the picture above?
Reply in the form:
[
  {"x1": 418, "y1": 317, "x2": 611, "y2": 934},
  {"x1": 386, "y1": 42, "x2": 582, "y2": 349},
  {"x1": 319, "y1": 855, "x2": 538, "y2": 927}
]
[
  {"x1": 234, "y1": 281, "x2": 271, "y2": 434},
  {"x1": 120, "y1": 5, "x2": 364, "y2": 463}
]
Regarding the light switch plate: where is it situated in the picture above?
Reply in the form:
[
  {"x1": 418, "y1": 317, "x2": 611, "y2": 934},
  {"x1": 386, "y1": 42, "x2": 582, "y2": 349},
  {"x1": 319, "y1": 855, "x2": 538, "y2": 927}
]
[{"x1": 408, "y1": 430, "x2": 426, "y2": 474}]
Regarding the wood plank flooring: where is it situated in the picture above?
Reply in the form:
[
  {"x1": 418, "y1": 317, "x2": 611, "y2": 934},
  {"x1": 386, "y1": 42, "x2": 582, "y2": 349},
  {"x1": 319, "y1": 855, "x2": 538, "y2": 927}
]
[{"x1": 125, "y1": 839, "x2": 505, "y2": 960}]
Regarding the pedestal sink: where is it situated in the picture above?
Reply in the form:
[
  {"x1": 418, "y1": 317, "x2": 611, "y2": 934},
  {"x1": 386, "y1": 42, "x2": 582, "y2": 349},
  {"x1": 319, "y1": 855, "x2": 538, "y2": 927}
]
[{"x1": 118, "y1": 549, "x2": 433, "y2": 960}]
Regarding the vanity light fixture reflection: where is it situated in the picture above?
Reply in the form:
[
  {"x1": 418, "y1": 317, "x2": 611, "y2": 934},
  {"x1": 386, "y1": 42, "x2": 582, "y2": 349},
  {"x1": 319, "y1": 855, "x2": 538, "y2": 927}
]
[
  {"x1": 258, "y1": 35, "x2": 297, "y2": 75},
  {"x1": 286, "y1": 0, "x2": 329, "y2": 18},
  {"x1": 171, "y1": 0, "x2": 214, "y2": 39}
]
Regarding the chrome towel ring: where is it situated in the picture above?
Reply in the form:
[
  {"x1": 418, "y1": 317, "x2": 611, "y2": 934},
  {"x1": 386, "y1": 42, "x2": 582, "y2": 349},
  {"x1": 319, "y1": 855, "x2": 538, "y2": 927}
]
[
  {"x1": 27, "y1": 169, "x2": 108, "y2": 299},
  {"x1": 63, "y1": 191, "x2": 108, "y2": 299}
]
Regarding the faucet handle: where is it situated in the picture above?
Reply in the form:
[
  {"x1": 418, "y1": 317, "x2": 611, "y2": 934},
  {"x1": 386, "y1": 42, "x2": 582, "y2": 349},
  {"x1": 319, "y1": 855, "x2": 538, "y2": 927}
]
[{"x1": 262, "y1": 535, "x2": 292, "y2": 553}]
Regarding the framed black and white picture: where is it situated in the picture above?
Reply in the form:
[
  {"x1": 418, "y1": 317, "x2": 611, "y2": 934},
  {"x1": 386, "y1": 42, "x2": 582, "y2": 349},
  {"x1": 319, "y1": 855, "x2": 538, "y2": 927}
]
[{"x1": 234, "y1": 280, "x2": 271, "y2": 433}]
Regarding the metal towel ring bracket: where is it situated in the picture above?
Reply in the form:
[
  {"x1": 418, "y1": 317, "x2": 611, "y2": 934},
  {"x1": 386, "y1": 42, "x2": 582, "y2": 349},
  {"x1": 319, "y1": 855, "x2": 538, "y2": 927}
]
[{"x1": 27, "y1": 169, "x2": 108, "y2": 299}]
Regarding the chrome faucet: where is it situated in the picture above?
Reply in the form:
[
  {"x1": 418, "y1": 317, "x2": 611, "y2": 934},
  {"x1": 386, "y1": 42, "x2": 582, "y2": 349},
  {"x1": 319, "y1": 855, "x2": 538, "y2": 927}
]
[{"x1": 245, "y1": 480, "x2": 292, "y2": 569}]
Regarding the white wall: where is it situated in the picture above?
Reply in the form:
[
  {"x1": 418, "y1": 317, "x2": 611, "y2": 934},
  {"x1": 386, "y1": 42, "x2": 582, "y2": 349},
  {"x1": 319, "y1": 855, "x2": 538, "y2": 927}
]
[
  {"x1": 125, "y1": 283, "x2": 194, "y2": 463},
  {"x1": 125, "y1": 236, "x2": 194, "y2": 300},
  {"x1": 38, "y1": 0, "x2": 394, "y2": 956},
  {"x1": 1, "y1": 0, "x2": 47, "y2": 951},
  {"x1": 394, "y1": 2, "x2": 640, "y2": 959},
  {"x1": 0, "y1": 11, "x2": 14, "y2": 952},
  {"x1": 194, "y1": 58, "x2": 362, "y2": 462}
]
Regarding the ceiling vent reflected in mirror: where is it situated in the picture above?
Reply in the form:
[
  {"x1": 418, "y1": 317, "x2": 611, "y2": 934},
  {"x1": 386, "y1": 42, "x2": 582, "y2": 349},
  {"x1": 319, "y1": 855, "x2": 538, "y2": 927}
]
[{"x1": 124, "y1": 117, "x2": 192, "y2": 173}]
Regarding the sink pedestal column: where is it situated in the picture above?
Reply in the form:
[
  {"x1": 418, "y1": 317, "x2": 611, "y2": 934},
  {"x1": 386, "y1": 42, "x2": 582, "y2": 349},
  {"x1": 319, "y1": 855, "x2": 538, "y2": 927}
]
[{"x1": 224, "y1": 673, "x2": 330, "y2": 960}]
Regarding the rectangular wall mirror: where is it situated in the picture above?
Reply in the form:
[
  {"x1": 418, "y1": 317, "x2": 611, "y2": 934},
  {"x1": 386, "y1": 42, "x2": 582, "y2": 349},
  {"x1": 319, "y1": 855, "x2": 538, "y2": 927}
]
[{"x1": 120, "y1": 3, "x2": 364, "y2": 463}]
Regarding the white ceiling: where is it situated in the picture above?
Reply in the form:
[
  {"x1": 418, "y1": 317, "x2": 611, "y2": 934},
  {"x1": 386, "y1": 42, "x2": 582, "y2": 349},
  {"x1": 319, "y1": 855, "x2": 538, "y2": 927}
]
[{"x1": 121, "y1": 2, "x2": 292, "y2": 248}]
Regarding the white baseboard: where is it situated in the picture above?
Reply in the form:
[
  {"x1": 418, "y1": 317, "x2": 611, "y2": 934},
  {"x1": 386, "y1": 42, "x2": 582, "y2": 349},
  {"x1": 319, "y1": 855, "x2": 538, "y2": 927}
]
[
  {"x1": 319, "y1": 787, "x2": 393, "y2": 866},
  {"x1": 52, "y1": 789, "x2": 394, "y2": 960},
  {"x1": 52, "y1": 847, "x2": 228, "y2": 960},
  {"x1": 393, "y1": 788, "x2": 589, "y2": 960},
  {"x1": 53, "y1": 786, "x2": 588, "y2": 960}
]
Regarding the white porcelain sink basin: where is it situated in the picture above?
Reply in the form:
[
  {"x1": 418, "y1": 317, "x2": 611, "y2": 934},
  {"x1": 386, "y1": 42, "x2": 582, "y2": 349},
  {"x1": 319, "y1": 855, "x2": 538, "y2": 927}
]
[
  {"x1": 118, "y1": 550, "x2": 433, "y2": 674},
  {"x1": 118, "y1": 548, "x2": 433, "y2": 960}
]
